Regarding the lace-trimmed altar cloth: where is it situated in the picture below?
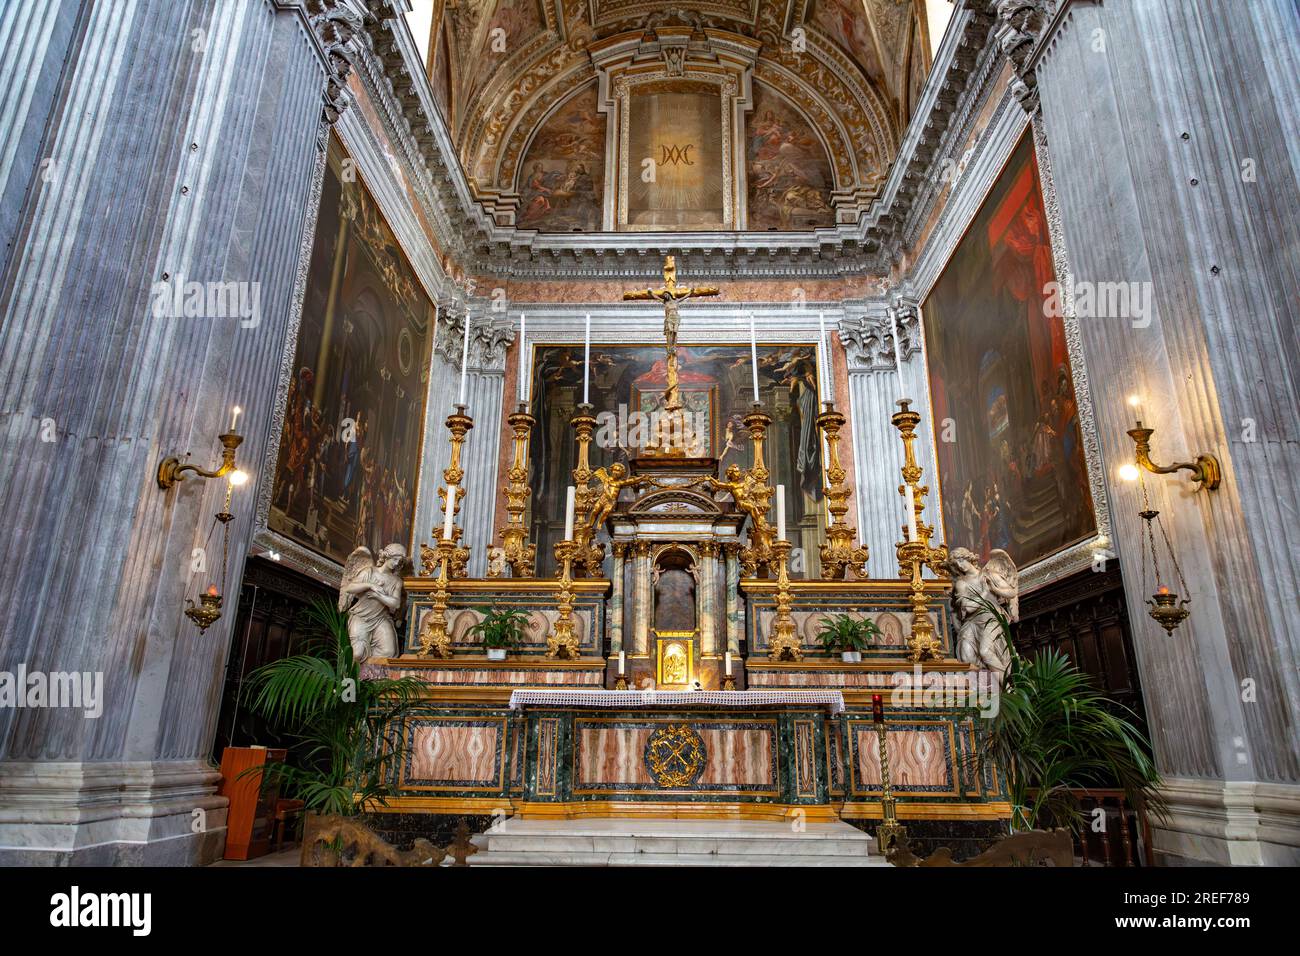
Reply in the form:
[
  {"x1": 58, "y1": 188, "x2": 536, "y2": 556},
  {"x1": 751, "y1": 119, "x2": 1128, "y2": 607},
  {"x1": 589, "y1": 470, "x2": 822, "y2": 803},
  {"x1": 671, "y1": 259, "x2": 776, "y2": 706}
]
[{"x1": 507, "y1": 688, "x2": 846, "y2": 714}]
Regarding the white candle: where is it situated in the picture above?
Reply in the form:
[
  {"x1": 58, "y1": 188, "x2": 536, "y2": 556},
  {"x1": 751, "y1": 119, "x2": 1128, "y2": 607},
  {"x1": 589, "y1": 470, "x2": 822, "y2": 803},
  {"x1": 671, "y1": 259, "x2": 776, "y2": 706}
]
[
  {"x1": 776, "y1": 484, "x2": 786, "y2": 541},
  {"x1": 517, "y1": 313, "x2": 526, "y2": 402},
  {"x1": 229, "y1": 406, "x2": 241, "y2": 432},
  {"x1": 906, "y1": 485, "x2": 918, "y2": 541},
  {"x1": 583, "y1": 313, "x2": 591, "y2": 405},
  {"x1": 563, "y1": 485, "x2": 576, "y2": 540},
  {"x1": 618, "y1": 650, "x2": 625, "y2": 675},
  {"x1": 749, "y1": 314, "x2": 760, "y2": 403},
  {"x1": 443, "y1": 485, "x2": 457, "y2": 540},
  {"x1": 889, "y1": 304, "x2": 907, "y2": 398},
  {"x1": 725, "y1": 651, "x2": 732, "y2": 676},
  {"x1": 818, "y1": 311, "x2": 828, "y2": 402},
  {"x1": 458, "y1": 311, "x2": 471, "y2": 406}
]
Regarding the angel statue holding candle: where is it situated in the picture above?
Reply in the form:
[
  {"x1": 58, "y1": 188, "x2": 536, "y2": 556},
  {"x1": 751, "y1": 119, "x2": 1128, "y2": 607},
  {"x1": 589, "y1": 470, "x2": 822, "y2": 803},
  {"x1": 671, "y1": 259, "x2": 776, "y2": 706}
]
[
  {"x1": 339, "y1": 543, "x2": 408, "y2": 663},
  {"x1": 944, "y1": 547, "x2": 1019, "y2": 681}
]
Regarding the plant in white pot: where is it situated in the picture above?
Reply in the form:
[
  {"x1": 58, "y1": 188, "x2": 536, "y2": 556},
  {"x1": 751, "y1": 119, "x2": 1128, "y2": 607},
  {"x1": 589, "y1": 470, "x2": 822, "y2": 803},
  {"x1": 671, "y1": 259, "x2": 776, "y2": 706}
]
[
  {"x1": 468, "y1": 606, "x2": 529, "y2": 661},
  {"x1": 817, "y1": 614, "x2": 880, "y2": 663}
]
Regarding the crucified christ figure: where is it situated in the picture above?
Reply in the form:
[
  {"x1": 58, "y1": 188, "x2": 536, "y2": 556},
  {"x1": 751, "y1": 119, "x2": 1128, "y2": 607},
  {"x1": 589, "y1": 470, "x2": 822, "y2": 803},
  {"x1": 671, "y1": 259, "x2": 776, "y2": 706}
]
[{"x1": 622, "y1": 256, "x2": 720, "y2": 414}]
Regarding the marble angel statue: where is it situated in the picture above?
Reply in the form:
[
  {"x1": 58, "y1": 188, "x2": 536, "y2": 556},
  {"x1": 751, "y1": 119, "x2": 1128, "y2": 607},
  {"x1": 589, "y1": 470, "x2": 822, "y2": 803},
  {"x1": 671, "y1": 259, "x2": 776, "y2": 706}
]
[
  {"x1": 339, "y1": 543, "x2": 407, "y2": 664},
  {"x1": 944, "y1": 547, "x2": 1019, "y2": 680}
]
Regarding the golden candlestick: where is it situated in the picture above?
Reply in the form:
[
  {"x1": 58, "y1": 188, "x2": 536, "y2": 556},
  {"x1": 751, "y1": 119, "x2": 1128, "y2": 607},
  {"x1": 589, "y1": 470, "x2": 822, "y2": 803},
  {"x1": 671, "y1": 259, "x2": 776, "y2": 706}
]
[
  {"x1": 739, "y1": 404, "x2": 778, "y2": 578},
  {"x1": 766, "y1": 538, "x2": 803, "y2": 661},
  {"x1": 891, "y1": 399, "x2": 948, "y2": 663},
  {"x1": 817, "y1": 401, "x2": 869, "y2": 579},
  {"x1": 420, "y1": 405, "x2": 473, "y2": 578},
  {"x1": 1127, "y1": 421, "x2": 1221, "y2": 491},
  {"x1": 546, "y1": 539, "x2": 582, "y2": 659},
  {"x1": 417, "y1": 539, "x2": 456, "y2": 658},
  {"x1": 873, "y1": 700, "x2": 907, "y2": 855},
  {"x1": 494, "y1": 402, "x2": 537, "y2": 577},
  {"x1": 564, "y1": 403, "x2": 606, "y2": 578}
]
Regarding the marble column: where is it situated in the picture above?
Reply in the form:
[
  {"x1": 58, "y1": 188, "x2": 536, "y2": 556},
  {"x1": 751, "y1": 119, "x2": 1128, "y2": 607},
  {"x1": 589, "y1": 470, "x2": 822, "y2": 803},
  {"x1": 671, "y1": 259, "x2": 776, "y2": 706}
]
[
  {"x1": 632, "y1": 541, "x2": 652, "y2": 655},
  {"x1": 0, "y1": 0, "x2": 351, "y2": 864},
  {"x1": 724, "y1": 543, "x2": 743, "y2": 655},
  {"x1": 608, "y1": 542, "x2": 627, "y2": 653},
  {"x1": 697, "y1": 542, "x2": 719, "y2": 655},
  {"x1": 839, "y1": 298, "x2": 942, "y2": 575},
  {"x1": 1031, "y1": 0, "x2": 1300, "y2": 864}
]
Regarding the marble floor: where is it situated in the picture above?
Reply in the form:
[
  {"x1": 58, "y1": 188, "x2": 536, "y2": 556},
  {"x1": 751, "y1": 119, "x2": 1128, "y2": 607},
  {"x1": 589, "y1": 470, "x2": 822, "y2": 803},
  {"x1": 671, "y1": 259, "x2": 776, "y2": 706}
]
[{"x1": 469, "y1": 817, "x2": 890, "y2": 866}]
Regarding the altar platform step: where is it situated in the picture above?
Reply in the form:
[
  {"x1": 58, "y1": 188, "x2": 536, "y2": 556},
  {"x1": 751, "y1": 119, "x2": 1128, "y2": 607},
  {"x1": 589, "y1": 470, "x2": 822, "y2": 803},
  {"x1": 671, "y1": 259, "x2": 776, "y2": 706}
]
[{"x1": 468, "y1": 818, "x2": 888, "y2": 867}]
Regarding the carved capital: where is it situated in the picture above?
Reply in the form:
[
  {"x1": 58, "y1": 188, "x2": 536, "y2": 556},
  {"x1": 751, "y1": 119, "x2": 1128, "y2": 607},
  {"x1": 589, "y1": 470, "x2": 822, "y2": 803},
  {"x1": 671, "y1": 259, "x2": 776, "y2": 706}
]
[
  {"x1": 839, "y1": 305, "x2": 920, "y2": 372},
  {"x1": 993, "y1": 0, "x2": 1052, "y2": 113},
  {"x1": 307, "y1": 0, "x2": 372, "y2": 125}
]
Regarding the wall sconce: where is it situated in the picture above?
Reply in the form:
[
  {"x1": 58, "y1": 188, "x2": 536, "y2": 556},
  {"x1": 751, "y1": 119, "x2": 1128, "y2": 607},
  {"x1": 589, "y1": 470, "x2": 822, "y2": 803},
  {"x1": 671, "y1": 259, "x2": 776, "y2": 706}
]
[
  {"x1": 157, "y1": 406, "x2": 244, "y2": 489},
  {"x1": 1123, "y1": 396, "x2": 1221, "y2": 491},
  {"x1": 1120, "y1": 397, "x2": 1193, "y2": 633}
]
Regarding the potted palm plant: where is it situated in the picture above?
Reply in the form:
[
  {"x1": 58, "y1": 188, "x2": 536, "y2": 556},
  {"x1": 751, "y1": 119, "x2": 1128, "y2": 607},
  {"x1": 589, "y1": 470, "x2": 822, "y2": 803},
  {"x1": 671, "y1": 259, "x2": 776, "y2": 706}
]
[
  {"x1": 242, "y1": 599, "x2": 426, "y2": 865},
  {"x1": 468, "y1": 606, "x2": 530, "y2": 661},
  {"x1": 970, "y1": 598, "x2": 1167, "y2": 837},
  {"x1": 816, "y1": 614, "x2": 881, "y2": 662}
]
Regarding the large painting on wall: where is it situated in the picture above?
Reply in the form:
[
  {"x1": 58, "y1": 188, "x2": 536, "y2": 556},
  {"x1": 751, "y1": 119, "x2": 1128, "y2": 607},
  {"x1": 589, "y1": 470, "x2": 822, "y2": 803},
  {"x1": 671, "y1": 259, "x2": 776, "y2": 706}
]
[
  {"x1": 268, "y1": 136, "x2": 434, "y2": 566},
  {"x1": 518, "y1": 83, "x2": 605, "y2": 232},
  {"x1": 923, "y1": 133, "x2": 1095, "y2": 568},
  {"x1": 528, "y1": 344, "x2": 826, "y2": 572},
  {"x1": 627, "y1": 84, "x2": 726, "y2": 230},
  {"x1": 746, "y1": 83, "x2": 836, "y2": 230}
]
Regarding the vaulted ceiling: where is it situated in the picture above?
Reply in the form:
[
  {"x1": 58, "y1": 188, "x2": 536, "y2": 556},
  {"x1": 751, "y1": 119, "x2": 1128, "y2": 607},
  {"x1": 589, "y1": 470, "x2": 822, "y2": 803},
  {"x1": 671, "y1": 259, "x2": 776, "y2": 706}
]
[{"x1": 414, "y1": 0, "x2": 934, "y2": 224}]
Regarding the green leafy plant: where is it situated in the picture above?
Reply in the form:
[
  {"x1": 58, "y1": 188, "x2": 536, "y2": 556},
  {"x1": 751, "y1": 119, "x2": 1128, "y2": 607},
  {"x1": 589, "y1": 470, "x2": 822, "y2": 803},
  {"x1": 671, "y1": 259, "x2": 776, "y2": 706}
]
[
  {"x1": 970, "y1": 597, "x2": 1167, "y2": 834},
  {"x1": 816, "y1": 614, "x2": 881, "y2": 653},
  {"x1": 467, "y1": 606, "x2": 530, "y2": 650},
  {"x1": 242, "y1": 599, "x2": 426, "y2": 817}
]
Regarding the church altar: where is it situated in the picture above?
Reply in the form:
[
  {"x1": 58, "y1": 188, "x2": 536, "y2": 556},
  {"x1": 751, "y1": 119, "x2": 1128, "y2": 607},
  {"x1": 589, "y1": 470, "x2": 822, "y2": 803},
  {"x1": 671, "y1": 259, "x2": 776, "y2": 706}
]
[{"x1": 360, "y1": 258, "x2": 1009, "y2": 829}]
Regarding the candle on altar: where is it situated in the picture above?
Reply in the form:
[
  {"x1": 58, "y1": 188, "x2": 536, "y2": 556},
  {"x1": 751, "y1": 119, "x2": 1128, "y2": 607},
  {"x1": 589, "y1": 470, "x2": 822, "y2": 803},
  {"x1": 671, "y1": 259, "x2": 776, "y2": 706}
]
[
  {"x1": 888, "y1": 304, "x2": 906, "y2": 398},
  {"x1": 563, "y1": 485, "x2": 576, "y2": 541},
  {"x1": 517, "y1": 313, "x2": 527, "y2": 402},
  {"x1": 906, "y1": 484, "x2": 918, "y2": 542},
  {"x1": 583, "y1": 313, "x2": 591, "y2": 405},
  {"x1": 725, "y1": 651, "x2": 732, "y2": 676},
  {"x1": 776, "y1": 484, "x2": 787, "y2": 541},
  {"x1": 443, "y1": 485, "x2": 457, "y2": 540},
  {"x1": 229, "y1": 406, "x2": 241, "y2": 433},
  {"x1": 872, "y1": 693, "x2": 884, "y2": 724},
  {"x1": 749, "y1": 314, "x2": 760, "y2": 403},
  {"x1": 458, "y1": 311, "x2": 471, "y2": 406},
  {"x1": 818, "y1": 311, "x2": 828, "y2": 401},
  {"x1": 618, "y1": 651, "x2": 625, "y2": 675}
]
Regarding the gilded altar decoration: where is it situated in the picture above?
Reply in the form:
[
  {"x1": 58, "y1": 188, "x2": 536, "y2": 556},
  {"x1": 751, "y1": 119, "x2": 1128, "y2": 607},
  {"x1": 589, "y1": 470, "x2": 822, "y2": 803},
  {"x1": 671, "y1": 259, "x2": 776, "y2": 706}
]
[
  {"x1": 339, "y1": 543, "x2": 407, "y2": 663},
  {"x1": 417, "y1": 539, "x2": 456, "y2": 659},
  {"x1": 892, "y1": 399, "x2": 949, "y2": 663},
  {"x1": 655, "y1": 636, "x2": 694, "y2": 688},
  {"x1": 817, "y1": 401, "x2": 870, "y2": 579},
  {"x1": 622, "y1": 256, "x2": 720, "y2": 458},
  {"x1": 644, "y1": 723, "x2": 707, "y2": 788},
  {"x1": 766, "y1": 539, "x2": 803, "y2": 661},
  {"x1": 546, "y1": 540, "x2": 582, "y2": 659},
  {"x1": 493, "y1": 403, "x2": 538, "y2": 577},
  {"x1": 420, "y1": 406, "x2": 473, "y2": 578}
]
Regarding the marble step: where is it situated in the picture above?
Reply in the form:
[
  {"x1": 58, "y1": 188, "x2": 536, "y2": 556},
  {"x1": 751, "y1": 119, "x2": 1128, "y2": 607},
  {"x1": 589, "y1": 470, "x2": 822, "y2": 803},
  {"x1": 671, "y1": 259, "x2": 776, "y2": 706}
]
[{"x1": 468, "y1": 818, "x2": 889, "y2": 867}]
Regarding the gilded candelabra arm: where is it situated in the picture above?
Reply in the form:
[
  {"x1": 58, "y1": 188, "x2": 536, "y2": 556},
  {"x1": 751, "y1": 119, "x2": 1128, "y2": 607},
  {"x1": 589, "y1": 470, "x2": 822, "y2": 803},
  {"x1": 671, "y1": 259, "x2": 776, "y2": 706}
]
[
  {"x1": 157, "y1": 432, "x2": 243, "y2": 489},
  {"x1": 1127, "y1": 423, "x2": 1221, "y2": 490}
]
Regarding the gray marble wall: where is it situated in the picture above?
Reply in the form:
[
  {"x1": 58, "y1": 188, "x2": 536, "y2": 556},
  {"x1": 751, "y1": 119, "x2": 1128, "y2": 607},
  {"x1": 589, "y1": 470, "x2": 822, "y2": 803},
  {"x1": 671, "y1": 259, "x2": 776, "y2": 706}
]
[
  {"x1": 0, "y1": 0, "x2": 334, "y2": 864},
  {"x1": 1034, "y1": 0, "x2": 1299, "y2": 864}
]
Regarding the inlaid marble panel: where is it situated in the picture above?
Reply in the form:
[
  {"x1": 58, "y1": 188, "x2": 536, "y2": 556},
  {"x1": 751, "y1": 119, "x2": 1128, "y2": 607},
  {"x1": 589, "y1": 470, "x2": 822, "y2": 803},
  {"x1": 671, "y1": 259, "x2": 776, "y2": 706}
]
[
  {"x1": 851, "y1": 724, "x2": 955, "y2": 794},
  {"x1": 574, "y1": 721, "x2": 778, "y2": 791},
  {"x1": 405, "y1": 719, "x2": 504, "y2": 789}
]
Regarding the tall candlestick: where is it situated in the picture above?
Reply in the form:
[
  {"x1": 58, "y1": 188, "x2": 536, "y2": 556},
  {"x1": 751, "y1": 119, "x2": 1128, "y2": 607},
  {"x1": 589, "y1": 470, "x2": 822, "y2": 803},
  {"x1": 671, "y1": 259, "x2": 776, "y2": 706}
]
[
  {"x1": 749, "y1": 314, "x2": 760, "y2": 403},
  {"x1": 229, "y1": 406, "x2": 241, "y2": 433},
  {"x1": 563, "y1": 485, "x2": 576, "y2": 540},
  {"x1": 518, "y1": 313, "x2": 527, "y2": 402},
  {"x1": 443, "y1": 485, "x2": 457, "y2": 540},
  {"x1": 458, "y1": 312, "x2": 471, "y2": 406},
  {"x1": 583, "y1": 313, "x2": 591, "y2": 405},
  {"x1": 776, "y1": 484, "x2": 787, "y2": 541}
]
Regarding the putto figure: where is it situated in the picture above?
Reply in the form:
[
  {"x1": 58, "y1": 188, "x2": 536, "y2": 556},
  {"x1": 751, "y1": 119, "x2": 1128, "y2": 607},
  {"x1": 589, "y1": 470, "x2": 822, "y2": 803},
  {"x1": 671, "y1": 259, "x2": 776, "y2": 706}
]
[
  {"x1": 585, "y1": 463, "x2": 648, "y2": 535},
  {"x1": 339, "y1": 543, "x2": 408, "y2": 664},
  {"x1": 944, "y1": 547, "x2": 1019, "y2": 679}
]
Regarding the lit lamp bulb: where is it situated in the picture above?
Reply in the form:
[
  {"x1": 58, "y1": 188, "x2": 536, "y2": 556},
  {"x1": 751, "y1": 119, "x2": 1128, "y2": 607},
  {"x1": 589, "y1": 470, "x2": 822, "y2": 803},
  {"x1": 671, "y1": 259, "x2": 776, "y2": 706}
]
[
  {"x1": 227, "y1": 469, "x2": 249, "y2": 487},
  {"x1": 1127, "y1": 394, "x2": 1142, "y2": 424},
  {"x1": 1119, "y1": 463, "x2": 1140, "y2": 482}
]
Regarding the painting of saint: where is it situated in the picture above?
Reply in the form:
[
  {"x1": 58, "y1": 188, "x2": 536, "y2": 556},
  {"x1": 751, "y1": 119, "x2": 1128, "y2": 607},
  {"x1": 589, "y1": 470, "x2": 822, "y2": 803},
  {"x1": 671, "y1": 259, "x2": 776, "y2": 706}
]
[
  {"x1": 746, "y1": 84, "x2": 835, "y2": 230},
  {"x1": 518, "y1": 83, "x2": 605, "y2": 232},
  {"x1": 528, "y1": 344, "x2": 826, "y2": 574},
  {"x1": 923, "y1": 133, "x2": 1095, "y2": 568},
  {"x1": 268, "y1": 136, "x2": 433, "y2": 566}
]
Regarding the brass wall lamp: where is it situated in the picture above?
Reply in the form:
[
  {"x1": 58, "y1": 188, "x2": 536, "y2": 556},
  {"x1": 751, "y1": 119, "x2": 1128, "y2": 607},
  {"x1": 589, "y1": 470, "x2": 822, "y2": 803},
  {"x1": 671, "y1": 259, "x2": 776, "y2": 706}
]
[
  {"x1": 1122, "y1": 396, "x2": 1221, "y2": 491},
  {"x1": 157, "y1": 406, "x2": 245, "y2": 489}
]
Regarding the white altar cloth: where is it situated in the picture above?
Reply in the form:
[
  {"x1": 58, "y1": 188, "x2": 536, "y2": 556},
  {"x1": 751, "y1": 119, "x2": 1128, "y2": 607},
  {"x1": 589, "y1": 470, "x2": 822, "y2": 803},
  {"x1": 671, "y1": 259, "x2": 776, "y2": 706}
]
[{"x1": 507, "y1": 688, "x2": 846, "y2": 714}]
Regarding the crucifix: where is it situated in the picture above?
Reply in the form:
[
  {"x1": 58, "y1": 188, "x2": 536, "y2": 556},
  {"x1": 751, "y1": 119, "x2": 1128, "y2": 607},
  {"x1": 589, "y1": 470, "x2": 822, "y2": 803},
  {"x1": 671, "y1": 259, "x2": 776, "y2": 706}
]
[{"x1": 622, "y1": 257, "x2": 719, "y2": 455}]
